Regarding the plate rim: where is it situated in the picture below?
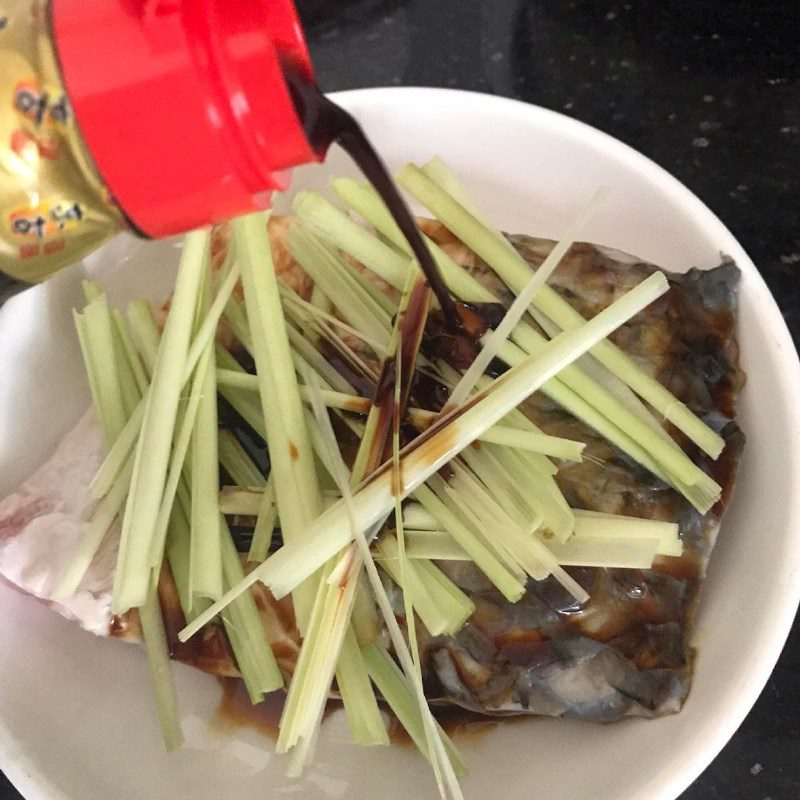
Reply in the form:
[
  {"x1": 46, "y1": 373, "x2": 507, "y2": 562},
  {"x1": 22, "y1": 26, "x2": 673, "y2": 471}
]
[{"x1": 2, "y1": 86, "x2": 799, "y2": 800}]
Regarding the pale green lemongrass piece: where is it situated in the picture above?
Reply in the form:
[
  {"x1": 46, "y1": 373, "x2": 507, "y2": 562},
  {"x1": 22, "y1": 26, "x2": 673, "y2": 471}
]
[
  {"x1": 222, "y1": 295, "x2": 253, "y2": 351},
  {"x1": 214, "y1": 346, "x2": 268, "y2": 439},
  {"x1": 287, "y1": 319, "x2": 359, "y2": 393},
  {"x1": 285, "y1": 226, "x2": 392, "y2": 348},
  {"x1": 217, "y1": 430, "x2": 266, "y2": 487},
  {"x1": 218, "y1": 486, "x2": 264, "y2": 516},
  {"x1": 335, "y1": 625, "x2": 389, "y2": 746},
  {"x1": 399, "y1": 162, "x2": 724, "y2": 458},
  {"x1": 110, "y1": 313, "x2": 144, "y2": 418},
  {"x1": 112, "y1": 229, "x2": 210, "y2": 614},
  {"x1": 295, "y1": 361, "x2": 459, "y2": 793},
  {"x1": 403, "y1": 529, "x2": 469, "y2": 560},
  {"x1": 327, "y1": 237, "x2": 400, "y2": 316},
  {"x1": 420, "y1": 157, "x2": 513, "y2": 252},
  {"x1": 82, "y1": 279, "x2": 103, "y2": 302},
  {"x1": 139, "y1": 573, "x2": 184, "y2": 752},
  {"x1": 234, "y1": 212, "x2": 323, "y2": 634},
  {"x1": 219, "y1": 519, "x2": 283, "y2": 695},
  {"x1": 294, "y1": 190, "x2": 410, "y2": 290},
  {"x1": 52, "y1": 455, "x2": 134, "y2": 600},
  {"x1": 448, "y1": 463, "x2": 588, "y2": 602},
  {"x1": 328, "y1": 179, "x2": 490, "y2": 302},
  {"x1": 532, "y1": 307, "x2": 679, "y2": 449},
  {"x1": 390, "y1": 345, "x2": 448, "y2": 796},
  {"x1": 112, "y1": 308, "x2": 149, "y2": 396},
  {"x1": 126, "y1": 298, "x2": 161, "y2": 375},
  {"x1": 425, "y1": 473, "x2": 527, "y2": 582},
  {"x1": 509, "y1": 323, "x2": 721, "y2": 508},
  {"x1": 185, "y1": 258, "x2": 240, "y2": 376},
  {"x1": 217, "y1": 369, "x2": 577, "y2": 458},
  {"x1": 179, "y1": 272, "x2": 667, "y2": 639},
  {"x1": 572, "y1": 510, "x2": 683, "y2": 558},
  {"x1": 351, "y1": 573, "x2": 382, "y2": 648},
  {"x1": 163, "y1": 500, "x2": 195, "y2": 620},
  {"x1": 280, "y1": 286, "x2": 387, "y2": 355},
  {"x1": 90, "y1": 399, "x2": 145, "y2": 498},
  {"x1": 80, "y1": 297, "x2": 127, "y2": 445},
  {"x1": 276, "y1": 365, "x2": 373, "y2": 768},
  {"x1": 362, "y1": 642, "x2": 467, "y2": 778},
  {"x1": 374, "y1": 534, "x2": 473, "y2": 636},
  {"x1": 447, "y1": 187, "x2": 606, "y2": 408},
  {"x1": 324, "y1": 179, "x2": 695, "y2": 494},
  {"x1": 402, "y1": 502, "x2": 441, "y2": 531},
  {"x1": 188, "y1": 272, "x2": 223, "y2": 603},
  {"x1": 248, "y1": 475, "x2": 278, "y2": 563},
  {"x1": 395, "y1": 163, "x2": 719, "y2": 494},
  {"x1": 147, "y1": 348, "x2": 213, "y2": 568},
  {"x1": 309, "y1": 282, "x2": 332, "y2": 315},
  {"x1": 544, "y1": 536, "x2": 661, "y2": 569}
]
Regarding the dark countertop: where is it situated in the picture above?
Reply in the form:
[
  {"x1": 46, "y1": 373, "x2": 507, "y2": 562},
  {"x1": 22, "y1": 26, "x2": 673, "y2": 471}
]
[{"x1": 1, "y1": 1, "x2": 798, "y2": 798}]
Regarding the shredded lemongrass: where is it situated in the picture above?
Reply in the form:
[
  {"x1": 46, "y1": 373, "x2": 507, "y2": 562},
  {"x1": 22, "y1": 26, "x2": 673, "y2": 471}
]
[
  {"x1": 179, "y1": 270, "x2": 667, "y2": 640},
  {"x1": 217, "y1": 430, "x2": 266, "y2": 487},
  {"x1": 398, "y1": 161, "x2": 724, "y2": 459},
  {"x1": 310, "y1": 185, "x2": 706, "y2": 501},
  {"x1": 218, "y1": 487, "x2": 263, "y2": 516},
  {"x1": 112, "y1": 229, "x2": 210, "y2": 614},
  {"x1": 233, "y1": 212, "x2": 323, "y2": 634},
  {"x1": 126, "y1": 298, "x2": 161, "y2": 375},
  {"x1": 447, "y1": 187, "x2": 606, "y2": 408},
  {"x1": 572, "y1": 510, "x2": 682, "y2": 557},
  {"x1": 139, "y1": 574, "x2": 184, "y2": 751},
  {"x1": 188, "y1": 270, "x2": 223, "y2": 603},
  {"x1": 248, "y1": 478, "x2": 278, "y2": 563}
]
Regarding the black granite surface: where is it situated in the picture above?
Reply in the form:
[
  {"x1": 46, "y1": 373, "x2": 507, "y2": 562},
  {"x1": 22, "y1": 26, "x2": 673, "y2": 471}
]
[{"x1": 1, "y1": 1, "x2": 798, "y2": 798}]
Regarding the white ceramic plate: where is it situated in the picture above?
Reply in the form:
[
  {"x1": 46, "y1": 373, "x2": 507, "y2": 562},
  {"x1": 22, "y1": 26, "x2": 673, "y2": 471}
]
[{"x1": 1, "y1": 88, "x2": 799, "y2": 800}]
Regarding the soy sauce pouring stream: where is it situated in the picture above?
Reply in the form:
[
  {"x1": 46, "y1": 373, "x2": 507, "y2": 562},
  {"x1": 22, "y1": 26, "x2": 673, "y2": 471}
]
[{"x1": 283, "y1": 65, "x2": 461, "y2": 327}]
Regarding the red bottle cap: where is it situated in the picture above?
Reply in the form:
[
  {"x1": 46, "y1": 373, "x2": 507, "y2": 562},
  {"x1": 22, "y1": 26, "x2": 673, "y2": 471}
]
[{"x1": 50, "y1": 0, "x2": 320, "y2": 238}]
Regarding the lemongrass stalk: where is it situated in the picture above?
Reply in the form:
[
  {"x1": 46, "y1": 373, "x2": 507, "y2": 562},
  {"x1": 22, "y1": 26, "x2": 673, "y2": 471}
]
[
  {"x1": 218, "y1": 487, "x2": 263, "y2": 515},
  {"x1": 185, "y1": 259, "x2": 240, "y2": 376},
  {"x1": 217, "y1": 369, "x2": 578, "y2": 457},
  {"x1": 218, "y1": 430, "x2": 266, "y2": 487},
  {"x1": 403, "y1": 502, "x2": 440, "y2": 531},
  {"x1": 294, "y1": 191, "x2": 410, "y2": 289},
  {"x1": 416, "y1": 479, "x2": 526, "y2": 598},
  {"x1": 112, "y1": 229, "x2": 210, "y2": 614},
  {"x1": 297, "y1": 362, "x2": 459, "y2": 790},
  {"x1": 234, "y1": 212, "x2": 323, "y2": 633},
  {"x1": 82, "y1": 279, "x2": 103, "y2": 302},
  {"x1": 351, "y1": 574, "x2": 381, "y2": 647},
  {"x1": 448, "y1": 188, "x2": 606, "y2": 408},
  {"x1": 403, "y1": 530, "x2": 468, "y2": 560},
  {"x1": 147, "y1": 348, "x2": 212, "y2": 568},
  {"x1": 375, "y1": 534, "x2": 473, "y2": 635},
  {"x1": 572, "y1": 510, "x2": 682, "y2": 557},
  {"x1": 189, "y1": 270, "x2": 223, "y2": 603},
  {"x1": 394, "y1": 165, "x2": 720, "y2": 498},
  {"x1": 328, "y1": 180, "x2": 489, "y2": 303},
  {"x1": 336, "y1": 625, "x2": 389, "y2": 746},
  {"x1": 111, "y1": 318, "x2": 144, "y2": 419},
  {"x1": 398, "y1": 163, "x2": 724, "y2": 458},
  {"x1": 52, "y1": 455, "x2": 134, "y2": 600},
  {"x1": 323, "y1": 181, "x2": 694, "y2": 493},
  {"x1": 214, "y1": 346, "x2": 268, "y2": 439},
  {"x1": 126, "y1": 298, "x2": 161, "y2": 375},
  {"x1": 241, "y1": 477, "x2": 275, "y2": 563},
  {"x1": 286, "y1": 226, "x2": 392, "y2": 348},
  {"x1": 139, "y1": 575, "x2": 184, "y2": 751},
  {"x1": 80, "y1": 298, "x2": 127, "y2": 445},
  {"x1": 545, "y1": 537, "x2": 661, "y2": 569},
  {"x1": 280, "y1": 287, "x2": 387, "y2": 355},
  {"x1": 180, "y1": 272, "x2": 667, "y2": 638},
  {"x1": 219, "y1": 519, "x2": 283, "y2": 694},
  {"x1": 362, "y1": 642, "x2": 467, "y2": 778},
  {"x1": 90, "y1": 399, "x2": 145, "y2": 498},
  {"x1": 112, "y1": 309, "x2": 149, "y2": 396},
  {"x1": 533, "y1": 308, "x2": 679, "y2": 448},
  {"x1": 222, "y1": 296, "x2": 253, "y2": 352}
]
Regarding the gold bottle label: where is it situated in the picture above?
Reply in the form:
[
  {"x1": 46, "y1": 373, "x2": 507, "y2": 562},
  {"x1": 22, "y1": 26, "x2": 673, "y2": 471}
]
[{"x1": 0, "y1": 1, "x2": 122, "y2": 285}]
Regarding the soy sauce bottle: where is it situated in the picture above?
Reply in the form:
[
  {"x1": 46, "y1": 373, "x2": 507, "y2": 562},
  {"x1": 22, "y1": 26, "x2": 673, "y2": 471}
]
[{"x1": 0, "y1": 0, "x2": 321, "y2": 301}]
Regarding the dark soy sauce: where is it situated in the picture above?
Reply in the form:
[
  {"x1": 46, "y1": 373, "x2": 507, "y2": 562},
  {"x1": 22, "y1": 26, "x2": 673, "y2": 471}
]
[{"x1": 283, "y1": 64, "x2": 460, "y2": 326}]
